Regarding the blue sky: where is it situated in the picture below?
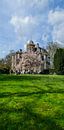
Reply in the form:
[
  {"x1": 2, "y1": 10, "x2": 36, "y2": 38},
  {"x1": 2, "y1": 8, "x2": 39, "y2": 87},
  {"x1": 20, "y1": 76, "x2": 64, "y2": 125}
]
[{"x1": 0, "y1": 0, "x2": 64, "y2": 58}]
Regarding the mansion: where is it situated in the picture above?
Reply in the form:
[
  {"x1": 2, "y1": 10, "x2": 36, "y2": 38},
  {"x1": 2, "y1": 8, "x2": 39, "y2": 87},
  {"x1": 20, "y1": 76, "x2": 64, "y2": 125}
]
[{"x1": 11, "y1": 40, "x2": 50, "y2": 74}]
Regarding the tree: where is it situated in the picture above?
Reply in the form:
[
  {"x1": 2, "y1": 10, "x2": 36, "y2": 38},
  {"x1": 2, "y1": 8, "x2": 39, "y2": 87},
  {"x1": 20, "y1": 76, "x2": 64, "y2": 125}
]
[
  {"x1": 0, "y1": 59, "x2": 9, "y2": 74},
  {"x1": 5, "y1": 50, "x2": 15, "y2": 71},
  {"x1": 0, "y1": 50, "x2": 15, "y2": 74},
  {"x1": 47, "y1": 42, "x2": 60, "y2": 69},
  {"x1": 54, "y1": 48, "x2": 64, "y2": 74},
  {"x1": 20, "y1": 52, "x2": 42, "y2": 74}
]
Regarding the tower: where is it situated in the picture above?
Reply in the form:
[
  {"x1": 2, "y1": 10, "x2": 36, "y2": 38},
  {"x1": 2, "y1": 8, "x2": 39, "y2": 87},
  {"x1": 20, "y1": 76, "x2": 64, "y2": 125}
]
[{"x1": 26, "y1": 40, "x2": 35, "y2": 52}]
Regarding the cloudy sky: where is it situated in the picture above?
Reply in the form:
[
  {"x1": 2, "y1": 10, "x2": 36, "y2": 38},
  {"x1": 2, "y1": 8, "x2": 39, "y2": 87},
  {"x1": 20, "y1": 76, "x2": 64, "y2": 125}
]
[{"x1": 0, "y1": 0, "x2": 64, "y2": 58}]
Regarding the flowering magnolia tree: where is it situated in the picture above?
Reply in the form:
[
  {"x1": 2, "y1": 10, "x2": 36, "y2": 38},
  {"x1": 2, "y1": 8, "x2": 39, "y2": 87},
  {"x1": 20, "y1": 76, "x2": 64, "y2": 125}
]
[{"x1": 16, "y1": 52, "x2": 43, "y2": 73}]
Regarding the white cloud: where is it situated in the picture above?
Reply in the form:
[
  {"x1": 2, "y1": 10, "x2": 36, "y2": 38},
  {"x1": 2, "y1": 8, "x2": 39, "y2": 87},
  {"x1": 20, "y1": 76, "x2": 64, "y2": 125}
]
[
  {"x1": 48, "y1": 9, "x2": 64, "y2": 45},
  {"x1": 6, "y1": 0, "x2": 50, "y2": 13},
  {"x1": 10, "y1": 16, "x2": 36, "y2": 27},
  {"x1": 48, "y1": 9, "x2": 64, "y2": 25},
  {"x1": 10, "y1": 15, "x2": 37, "y2": 39},
  {"x1": 9, "y1": 0, "x2": 53, "y2": 46},
  {"x1": 52, "y1": 23, "x2": 64, "y2": 44}
]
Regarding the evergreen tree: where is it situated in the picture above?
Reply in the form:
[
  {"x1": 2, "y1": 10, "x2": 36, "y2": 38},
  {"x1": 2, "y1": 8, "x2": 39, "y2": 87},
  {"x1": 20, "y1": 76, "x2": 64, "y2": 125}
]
[{"x1": 54, "y1": 48, "x2": 64, "y2": 74}]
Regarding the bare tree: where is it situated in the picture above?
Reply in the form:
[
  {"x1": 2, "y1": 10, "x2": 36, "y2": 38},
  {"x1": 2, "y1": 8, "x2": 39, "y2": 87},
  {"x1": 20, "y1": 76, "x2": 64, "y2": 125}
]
[{"x1": 47, "y1": 42, "x2": 60, "y2": 69}]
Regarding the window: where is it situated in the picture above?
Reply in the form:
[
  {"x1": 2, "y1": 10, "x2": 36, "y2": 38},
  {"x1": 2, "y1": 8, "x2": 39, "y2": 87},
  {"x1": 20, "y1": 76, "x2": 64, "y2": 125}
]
[{"x1": 42, "y1": 56, "x2": 44, "y2": 60}]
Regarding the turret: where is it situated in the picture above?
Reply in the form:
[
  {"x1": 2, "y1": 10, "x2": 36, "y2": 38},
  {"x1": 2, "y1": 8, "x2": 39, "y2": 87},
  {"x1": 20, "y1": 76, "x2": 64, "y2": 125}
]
[{"x1": 26, "y1": 40, "x2": 35, "y2": 52}]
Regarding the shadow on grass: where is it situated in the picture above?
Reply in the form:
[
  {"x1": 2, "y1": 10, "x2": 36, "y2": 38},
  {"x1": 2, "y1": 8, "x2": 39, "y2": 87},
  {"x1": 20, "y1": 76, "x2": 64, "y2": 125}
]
[
  {"x1": 0, "y1": 103, "x2": 64, "y2": 130},
  {"x1": 0, "y1": 88, "x2": 64, "y2": 98},
  {"x1": 0, "y1": 75, "x2": 42, "y2": 82}
]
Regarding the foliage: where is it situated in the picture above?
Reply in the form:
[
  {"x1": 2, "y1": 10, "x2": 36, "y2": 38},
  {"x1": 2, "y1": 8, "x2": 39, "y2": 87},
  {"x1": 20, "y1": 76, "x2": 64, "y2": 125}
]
[
  {"x1": 47, "y1": 42, "x2": 60, "y2": 69},
  {"x1": 49, "y1": 69, "x2": 55, "y2": 74},
  {"x1": 0, "y1": 74, "x2": 64, "y2": 130},
  {"x1": 54, "y1": 48, "x2": 64, "y2": 74},
  {"x1": 0, "y1": 59, "x2": 9, "y2": 74},
  {"x1": 0, "y1": 50, "x2": 15, "y2": 74},
  {"x1": 16, "y1": 52, "x2": 42, "y2": 74}
]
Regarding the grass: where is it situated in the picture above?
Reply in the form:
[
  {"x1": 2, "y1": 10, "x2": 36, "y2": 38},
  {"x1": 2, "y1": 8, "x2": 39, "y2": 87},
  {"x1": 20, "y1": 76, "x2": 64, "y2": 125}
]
[{"x1": 0, "y1": 74, "x2": 64, "y2": 130}]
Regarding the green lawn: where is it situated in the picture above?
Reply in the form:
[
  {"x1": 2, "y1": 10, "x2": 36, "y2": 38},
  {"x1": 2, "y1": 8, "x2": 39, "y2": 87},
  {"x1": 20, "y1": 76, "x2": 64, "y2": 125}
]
[{"x1": 0, "y1": 74, "x2": 64, "y2": 130}]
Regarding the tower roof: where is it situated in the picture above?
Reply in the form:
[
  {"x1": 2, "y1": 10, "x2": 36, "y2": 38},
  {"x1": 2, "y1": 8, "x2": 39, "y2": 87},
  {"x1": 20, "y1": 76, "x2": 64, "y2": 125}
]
[{"x1": 27, "y1": 40, "x2": 34, "y2": 45}]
